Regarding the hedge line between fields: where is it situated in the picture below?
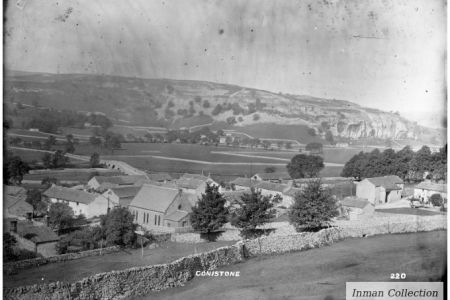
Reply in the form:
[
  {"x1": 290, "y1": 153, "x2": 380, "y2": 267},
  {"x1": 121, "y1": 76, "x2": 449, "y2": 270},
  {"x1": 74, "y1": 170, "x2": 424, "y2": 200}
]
[{"x1": 4, "y1": 218, "x2": 446, "y2": 300}]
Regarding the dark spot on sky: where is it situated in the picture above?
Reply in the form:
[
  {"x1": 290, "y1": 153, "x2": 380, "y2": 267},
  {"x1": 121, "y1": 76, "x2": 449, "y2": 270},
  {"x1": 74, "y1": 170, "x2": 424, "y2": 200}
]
[
  {"x1": 218, "y1": 29, "x2": 224, "y2": 35},
  {"x1": 308, "y1": 4, "x2": 312, "y2": 11},
  {"x1": 184, "y1": 62, "x2": 188, "y2": 66},
  {"x1": 250, "y1": 29, "x2": 254, "y2": 32},
  {"x1": 119, "y1": 40, "x2": 122, "y2": 44},
  {"x1": 204, "y1": 48, "x2": 207, "y2": 52},
  {"x1": 425, "y1": 90, "x2": 428, "y2": 93}
]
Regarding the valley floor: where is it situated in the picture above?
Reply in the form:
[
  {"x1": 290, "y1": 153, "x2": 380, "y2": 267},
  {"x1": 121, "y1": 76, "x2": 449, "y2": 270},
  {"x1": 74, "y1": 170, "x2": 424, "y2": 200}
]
[{"x1": 134, "y1": 230, "x2": 447, "y2": 300}]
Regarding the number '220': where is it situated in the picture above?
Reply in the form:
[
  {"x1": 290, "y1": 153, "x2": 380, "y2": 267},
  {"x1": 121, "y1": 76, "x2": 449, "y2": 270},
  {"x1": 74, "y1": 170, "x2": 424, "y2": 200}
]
[{"x1": 390, "y1": 273, "x2": 406, "y2": 279}]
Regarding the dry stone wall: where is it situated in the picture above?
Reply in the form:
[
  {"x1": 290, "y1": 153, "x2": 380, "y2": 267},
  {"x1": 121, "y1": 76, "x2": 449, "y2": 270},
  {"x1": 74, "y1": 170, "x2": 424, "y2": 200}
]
[
  {"x1": 4, "y1": 246, "x2": 120, "y2": 275},
  {"x1": 4, "y1": 217, "x2": 446, "y2": 300},
  {"x1": 4, "y1": 244, "x2": 245, "y2": 300}
]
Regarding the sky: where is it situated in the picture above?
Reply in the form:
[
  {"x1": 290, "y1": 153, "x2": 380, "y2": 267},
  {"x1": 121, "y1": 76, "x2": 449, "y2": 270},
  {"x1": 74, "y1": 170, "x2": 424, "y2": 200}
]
[{"x1": 4, "y1": 0, "x2": 447, "y2": 128}]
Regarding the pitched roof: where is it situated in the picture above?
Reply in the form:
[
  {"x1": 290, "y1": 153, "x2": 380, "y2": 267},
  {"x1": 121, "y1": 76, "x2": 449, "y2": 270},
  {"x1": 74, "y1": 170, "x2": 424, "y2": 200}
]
[
  {"x1": 43, "y1": 185, "x2": 97, "y2": 205},
  {"x1": 229, "y1": 177, "x2": 258, "y2": 188},
  {"x1": 4, "y1": 186, "x2": 33, "y2": 217},
  {"x1": 341, "y1": 196, "x2": 372, "y2": 209},
  {"x1": 176, "y1": 177, "x2": 206, "y2": 190},
  {"x1": 180, "y1": 193, "x2": 198, "y2": 209},
  {"x1": 415, "y1": 181, "x2": 447, "y2": 193},
  {"x1": 92, "y1": 175, "x2": 147, "y2": 186},
  {"x1": 294, "y1": 177, "x2": 353, "y2": 185},
  {"x1": 255, "y1": 181, "x2": 289, "y2": 193},
  {"x1": 164, "y1": 210, "x2": 189, "y2": 222},
  {"x1": 16, "y1": 221, "x2": 60, "y2": 243},
  {"x1": 365, "y1": 175, "x2": 403, "y2": 190},
  {"x1": 129, "y1": 184, "x2": 180, "y2": 213},
  {"x1": 147, "y1": 172, "x2": 172, "y2": 182},
  {"x1": 109, "y1": 186, "x2": 142, "y2": 199},
  {"x1": 222, "y1": 191, "x2": 246, "y2": 205},
  {"x1": 181, "y1": 173, "x2": 209, "y2": 181},
  {"x1": 283, "y1": 187, "x2": 303, "y2": 197},
  {"x1": 253, "y1": 172, "x2": 291, "y2": 181}
]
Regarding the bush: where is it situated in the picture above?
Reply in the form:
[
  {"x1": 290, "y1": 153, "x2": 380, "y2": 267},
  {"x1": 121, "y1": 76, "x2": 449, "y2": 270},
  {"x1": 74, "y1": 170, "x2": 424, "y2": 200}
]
[{"x1": 430, "y1": 194, "x2": 444, "y2": 207}]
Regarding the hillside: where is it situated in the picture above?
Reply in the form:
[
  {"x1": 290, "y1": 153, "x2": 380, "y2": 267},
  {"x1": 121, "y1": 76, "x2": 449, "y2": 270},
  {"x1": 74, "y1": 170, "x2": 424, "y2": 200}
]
[{"x1": 4, "y1": 71, "x2": 444, "y2": 145}]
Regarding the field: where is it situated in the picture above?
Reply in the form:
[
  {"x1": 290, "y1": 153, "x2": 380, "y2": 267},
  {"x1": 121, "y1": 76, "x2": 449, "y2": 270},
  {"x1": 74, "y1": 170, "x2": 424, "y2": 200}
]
[
  {"x1": 3, "y1": 241, "x2": 236, "y2": 288},
  {"x1": 9, "y1": 142, "x2": 358, "y2": 181},
  {"x1": 136, "y1": 231, "x2": 447, "y2": 300}
]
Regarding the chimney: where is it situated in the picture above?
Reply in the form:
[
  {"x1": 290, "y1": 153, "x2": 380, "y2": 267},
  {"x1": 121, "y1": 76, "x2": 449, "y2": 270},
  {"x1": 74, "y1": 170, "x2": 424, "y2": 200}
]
[
  {"x1": 26, "y1": 212, "x2": 33, "y2": 221},
  {"x1": 10, "y1": 220, "x2": 17, "y2": 233}
]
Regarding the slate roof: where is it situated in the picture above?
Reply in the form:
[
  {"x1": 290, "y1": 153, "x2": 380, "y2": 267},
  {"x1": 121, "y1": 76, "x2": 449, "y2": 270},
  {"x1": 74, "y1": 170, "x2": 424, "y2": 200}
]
[
  {"x1": 109, "y1": 186, "x2": 142, "y2": 199},
  {"x1": 129, "y1": 184, "x2": 180, "y2": 213},
  {"x1": 222, "y1": 191, "x2": 247, "y2": 205},
  {"x1": 255, "y1": 181, "x2": 289, "y2": 193},
  {"x1": 341, "y1": 196, "x2": 372, "y2": 209},
  {"x1": 176, "y1": 177, "x2": 206, "y2": 190},
  {"x1": 253, "y1": 172, "x2": 291, "y2": 181},
  {"x1": 229, "y1": 177, "x2": 258, "y2": 188},
  {"x1": 365, "y1": 175, "x2": 403, "y2": 190},
  {"x1": 164, "y1": 210, "x2": 189, "y2": 222},
  {"x1": 4, "y1": 186, "x2": 33, "y2": 217},
  {"x1": 43, "y1": 185, "x2": 97, "y2": 205},
  {"x1": 415, "y1": 182, "x2": 447, "y2": 193},
  {"x1": 147, "y1": 172, "x2": 172, "y2": 182},
  {"x1": 16, "y1": 221, "x2": 60, "y2": 244},
  {"x1": 283, "y1": 187, "x2": 303, "y2": 197},
  {"x1": 93, "y1": 175, "x2": 147, "y2": 186}
]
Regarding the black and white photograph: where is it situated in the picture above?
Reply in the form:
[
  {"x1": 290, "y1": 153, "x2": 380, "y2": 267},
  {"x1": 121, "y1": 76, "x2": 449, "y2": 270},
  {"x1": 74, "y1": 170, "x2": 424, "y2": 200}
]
[{"x1": 2, "y1": 0, "x2": 447, "y2": 299}]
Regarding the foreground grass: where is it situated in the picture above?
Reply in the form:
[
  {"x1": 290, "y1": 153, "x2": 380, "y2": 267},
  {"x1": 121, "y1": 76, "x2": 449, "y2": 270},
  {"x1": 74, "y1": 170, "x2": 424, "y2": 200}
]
[
  {"x1": 135, "y1": 231, "x2": 446, "y2": 300},
  {"x1": 3, "y1": 241, "x2": 236, "y2": 288}
]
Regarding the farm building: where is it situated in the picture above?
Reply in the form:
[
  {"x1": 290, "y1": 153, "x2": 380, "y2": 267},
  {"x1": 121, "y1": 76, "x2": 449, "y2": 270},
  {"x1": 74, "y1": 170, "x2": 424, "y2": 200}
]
[
  {"x1": 43, "y1": 185, "x2": 108, "y2": 218},
  {"x1": 176, "y1": 173, "x2": 220, "y2": 194},
  {"x1": 414, "y1": 181, "x2": 447, "y2": 203},
  {"x1": 229, "y1": 177, "x2": 259, "y2": 190},
  {"x1": 101, "y1": 186, "x2": 142, "y2": 208},
  {"x1": 356, "y1": 175, "x2": 404, "y2": 206},
  {"x1": 281, "y1": 187, "x2": 303, "y2": 207},
  {"x1": 128, "y1": 184, "x2": 192, "y2": 231},
  {"x1": 254, "y1": 181, "x2": 289, "y2": 201},
  {"x1": 5, "y1": 218, "x2": 60, "y2": 257},
  {"x1": 252, "y1": 172, "x2": 291, "y2": 183},
  {"x1": 4, "y1": 186, "x2": 34, "y2": 219},
  {"x1": 87, "y1": 175, "x2": 148, "y2": 191},
  {"x1": 146, "y1": 172, "x2": 172, "y2": 182},
  {"x1": 339, "y1": 196, "x2": 374, "y2": 220}
]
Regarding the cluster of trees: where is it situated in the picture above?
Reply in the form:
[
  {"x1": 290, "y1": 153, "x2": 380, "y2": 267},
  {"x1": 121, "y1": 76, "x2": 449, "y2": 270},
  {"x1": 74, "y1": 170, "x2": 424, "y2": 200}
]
[
  {"x1": 190, "y1": 180, "x2": 337, "y2": 239},
  {"x1": 4, "y1": 151, "x2": 30, "y2": 185},
  {"x1": 341, "y1": 145, "x2": 447, "y2": 182},
  {"x1": 286, "y1": 154, "x2": 325, "y2": 179},
  {"x1": 42, "y1": 150, "x2": 70, "y2": 169},
  {"x1": 25, "y1": 109, "x2": 112, "y2": 134},
  {"x1": 55, "y1": 206, "x2": 137, "y2": 254},
  {"x1": 163, "y1": 127, "x2": 220, "y2": 144},
  {"x1": 3, "y1": 233, "x2": 39, "y2": 262}
]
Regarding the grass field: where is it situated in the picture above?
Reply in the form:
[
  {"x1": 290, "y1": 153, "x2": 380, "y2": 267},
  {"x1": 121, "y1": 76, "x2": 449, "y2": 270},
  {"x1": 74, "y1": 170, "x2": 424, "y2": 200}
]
[
  {"x1": 12, "y1": 142, "x2": 352, "y2": 181},
  {"x1": 3, "y1": 241, "x2": 236, "y2": 288},
  {"x1": 135, "y1": 231, "x2": 447, "y2": 300}
]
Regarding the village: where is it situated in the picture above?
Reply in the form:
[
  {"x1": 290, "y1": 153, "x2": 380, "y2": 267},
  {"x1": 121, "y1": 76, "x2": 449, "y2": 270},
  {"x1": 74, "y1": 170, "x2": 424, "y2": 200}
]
[{"x1": 4, "y1": 153, "x2": 447, "y2": 259}]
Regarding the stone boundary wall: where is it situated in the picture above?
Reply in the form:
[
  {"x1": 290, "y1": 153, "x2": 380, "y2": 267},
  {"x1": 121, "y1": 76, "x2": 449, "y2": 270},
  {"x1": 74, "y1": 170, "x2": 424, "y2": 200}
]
[
  {"x1": 4, "y1": 218, "x2": 446, "y2": 299},
  {"x1": 4, "y1": 246, "x2": 120, "y2": 275},
  {"x1": 4, "y1": 244, "x2": 245, "y2": 300},
  {"x1": 243, "y1": 218, "x2": 446, "y2": 256}
]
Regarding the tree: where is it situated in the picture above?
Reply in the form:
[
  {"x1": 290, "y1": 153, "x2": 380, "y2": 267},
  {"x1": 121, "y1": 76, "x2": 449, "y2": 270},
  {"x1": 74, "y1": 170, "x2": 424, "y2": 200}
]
[
  {"x1": 26, "y1": 189, "x2": 48, "y2": 216},
  {"x1": 5, "y1": 155, "x2": 30, "y2": 185},
  {"x1": 190, "y1": 183, "x2": 229, "y2": 238},
  {"x1": 48, "y1": 202, "x2": 75, "y2": 234},
  {"x1": 285, "y1": 141, "x2": 293, "y2": 149},
  {"x1": 89, "y1": 136, "x2": 102, "y2": 147},
  {"x1": 42, "y1": 153, "x2": 53, "y2": 169},
  {"x1": 305, "y1": 142, "x2": 323, "y2": 154},
  {"x1": 289, "y1": 179, "x2": 338, "y2": 231},
  {"x1": 286, "y1": 154, "x2": 324, "y2": 178},
  {"x1": 230, "y1": 188, "x2": 276, "y2": 239},
  {"x1": 41, "y1": 176, "x2": 58, "y2": 188},
  {"x1": 430, "y1": 194, "x2": 444, "y2": 207},
  {"x1": 264, "y1": 166, "x2": 276, "y2": 173},
  {"x1": 52, "y1": 150, "x2": 69, "y2": 168},
  {"x1": 203, "y1": 100, "x2": 210, "y2": 108},
  {"x1": 3, "y1": 232, "x2": 17, "y2": 260},
  {"x1": 101, "y1": 207, "x2": 136, "y2": 247},
  {"x1": 104, "y1": 132, "x2": 122, "y2": 153},
  {"x1": 262, "y1": 140, "x2": 271, "y2": 149},
  {"x1": 325, "y1": 130, "x2": 335, "y2": 145},
  {"x1": 44, "y1": 135, "x2": 57, "y2": 150},
  {"x1": 90, "y1": 152, "x2": 101, "y2": 168},
  {"x1": 65, "y1": 140, "x2": 75, "y2": 154},
  {"x1": 253, "y1": 114, "x2": 260, "y2": 121},
  {"x1": 277, "y1": 141, "x2": 284, "y2": 149}
]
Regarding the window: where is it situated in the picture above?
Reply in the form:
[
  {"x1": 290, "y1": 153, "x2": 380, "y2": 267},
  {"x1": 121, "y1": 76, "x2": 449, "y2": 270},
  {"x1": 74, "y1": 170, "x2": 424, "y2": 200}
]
[
  {"x1": 158, "y1": 215, "x2": 161, "y2": 226},
  {"x1": 178, "y1": 204, "x2": 182, "y2": 210},
  {"x1": 136, "y1": 211, "x2": 138, "y2": 221},
  {"x1": 76, "y1": 202, "x2": 79, "y2": 206},
  {"x1": 142, "y1": 212, "x2": 145, "y2": 223},
  {"x1": 154, "y1": 215, "x2": 157, "y2": 225}
]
